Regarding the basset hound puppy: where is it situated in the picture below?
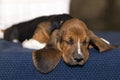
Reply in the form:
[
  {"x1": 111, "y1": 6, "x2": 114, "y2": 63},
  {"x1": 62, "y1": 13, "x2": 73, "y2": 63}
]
[
  {"x1": 0, "y1": 14, "x2": 116, "y2": 74},
  {"x1": 32, "y1": 18, "x2": 117, "y2": 74}
]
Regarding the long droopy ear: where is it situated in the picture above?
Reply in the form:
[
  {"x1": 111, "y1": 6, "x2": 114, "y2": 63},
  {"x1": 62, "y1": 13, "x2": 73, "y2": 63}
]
[
  {"x1": 32, "y1": 30, "x2": 62, "y2": 74},
  {"x1": 88, "y1": 30, "x2": 117, "y2": 52},
  {"x1": 32, "y1": 48, "x2": 61, "y2": 74}
]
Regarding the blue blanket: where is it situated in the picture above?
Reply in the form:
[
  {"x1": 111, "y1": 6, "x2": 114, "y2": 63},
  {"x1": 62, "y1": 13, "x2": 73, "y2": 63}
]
[{"x1": 0, "y1": 32, "x2": 120, "y2": 80}]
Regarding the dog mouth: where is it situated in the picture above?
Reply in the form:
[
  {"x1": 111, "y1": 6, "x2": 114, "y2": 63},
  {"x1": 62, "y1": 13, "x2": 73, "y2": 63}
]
[
  {"x1": 73, "y1": 57, "x2": 85, "y2": 65},
  {"x1": 64, "y1": 57, "x2": 86, "y2": 66}
]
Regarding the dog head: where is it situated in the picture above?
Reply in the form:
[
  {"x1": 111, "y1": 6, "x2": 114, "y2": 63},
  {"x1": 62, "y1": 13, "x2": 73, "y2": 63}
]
[
  {"x1": 32, "y1": 18, "x2": 116, "y2": 73},
  {"x1": 56, "y1": 18, "x2": 90, "y2": 65}
]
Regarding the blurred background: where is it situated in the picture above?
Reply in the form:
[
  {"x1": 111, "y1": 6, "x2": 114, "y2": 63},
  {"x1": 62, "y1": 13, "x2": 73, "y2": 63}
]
[
  {"x1": 70, "y1": 0, "x2": 120, "y2": 31},
  {"x1": 0, "y1": 0, "x2": 120, "y2": 31}
]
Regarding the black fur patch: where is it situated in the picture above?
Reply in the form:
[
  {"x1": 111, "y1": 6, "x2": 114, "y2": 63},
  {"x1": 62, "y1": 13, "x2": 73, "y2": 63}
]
[{"x1": 4, "y1": 14, "x2": 72, "y2": 42}]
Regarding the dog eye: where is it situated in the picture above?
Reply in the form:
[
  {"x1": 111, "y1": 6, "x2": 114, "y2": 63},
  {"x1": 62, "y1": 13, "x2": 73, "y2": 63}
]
[
  {"x1": 66, "y1": 39, "x2": 74, "y2": 45},
  {"x1": 83, "y1": 41, "x2": 88, "y2": 45}
]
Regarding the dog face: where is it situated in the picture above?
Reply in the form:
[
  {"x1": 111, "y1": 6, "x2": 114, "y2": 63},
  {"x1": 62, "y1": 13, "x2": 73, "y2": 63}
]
[
  {"x1": 57, "y1": 19, "x2": 90, "y2": 65},
  {"x1": 32, "y1": 18, "x2": 116, "y2": 73}
]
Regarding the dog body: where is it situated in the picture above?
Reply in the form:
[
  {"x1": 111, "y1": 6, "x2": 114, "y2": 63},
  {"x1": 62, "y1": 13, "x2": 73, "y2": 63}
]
[
  {"x1": 0, "y1": 14, "x2": 72, "y2": 49},
  {"x1": 0, "y1": 14, "x2": 116, "y2": 73},
  {"x1": 2, "y1": 14, "x2": 72, "y2": 42}
]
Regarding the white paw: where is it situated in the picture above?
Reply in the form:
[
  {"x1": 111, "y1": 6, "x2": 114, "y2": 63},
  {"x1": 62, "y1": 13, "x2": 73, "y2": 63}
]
[
  {"x1": 22, "y1": 39, "x2": 46, "y2": 50},
  {"x1": 101, "y1": 38, "x2": 110, "y2": 44},
  {"x1": 12, "y1": 39, "x2": 19, "y2": 43}
]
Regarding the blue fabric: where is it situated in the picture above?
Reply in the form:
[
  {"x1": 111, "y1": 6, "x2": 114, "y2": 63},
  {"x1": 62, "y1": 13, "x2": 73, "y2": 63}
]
[{"x1": 0, "y1": 32, "x2": 120, "y2": 80}]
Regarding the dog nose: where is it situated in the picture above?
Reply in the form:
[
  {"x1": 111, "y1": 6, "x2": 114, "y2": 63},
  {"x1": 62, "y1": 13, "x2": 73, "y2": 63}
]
[
  {"x1": 74, "y1": 57, "x2": 83, "y2": 62},
  {"x1": 74, "y1": 52, "x2": 84, "y2": 62}
]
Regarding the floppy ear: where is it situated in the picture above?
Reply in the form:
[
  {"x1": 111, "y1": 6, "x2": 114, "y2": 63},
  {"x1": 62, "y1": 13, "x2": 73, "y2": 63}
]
[
  {"x1": 32, "y1": 30, "x2": 62, "y2": 73},
  {"x1": 32, "y1": 48, "x2": 61, "y2": 74},
  {"x1": 88, "y1": 30, "x2": 117, "y2": 52}
]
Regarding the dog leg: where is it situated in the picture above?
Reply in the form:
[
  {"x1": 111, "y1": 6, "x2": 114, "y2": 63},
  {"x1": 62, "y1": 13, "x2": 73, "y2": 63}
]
[{"x1": 22, "y1": 39, "x2": 46, "y2": 50}]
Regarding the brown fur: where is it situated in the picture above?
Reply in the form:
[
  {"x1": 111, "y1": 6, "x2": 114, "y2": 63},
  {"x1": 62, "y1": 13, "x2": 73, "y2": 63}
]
[
  {"x1": 32, "y1": 22, "x2": 51, "y2": 43},
  {"x1": 32, "y1": 18, "x2": 116, "y2": 73}
]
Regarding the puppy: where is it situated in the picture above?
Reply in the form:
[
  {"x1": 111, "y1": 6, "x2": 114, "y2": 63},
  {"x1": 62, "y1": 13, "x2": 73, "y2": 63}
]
[
  {"x1": 32, "y1": 18, "x2": 116, "y2": 73},
  {"x1": 0, "y1": 14, "x2": 116, "y2": 73}
]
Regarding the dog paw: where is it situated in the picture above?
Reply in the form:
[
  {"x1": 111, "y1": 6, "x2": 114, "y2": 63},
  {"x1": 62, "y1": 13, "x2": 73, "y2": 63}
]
[
  {"x1": 22, "y1": 39, "x2": 46, "y2": 50},
  {"x1": 12, "y1": 39, "x2": 19, "y2": 43}
]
